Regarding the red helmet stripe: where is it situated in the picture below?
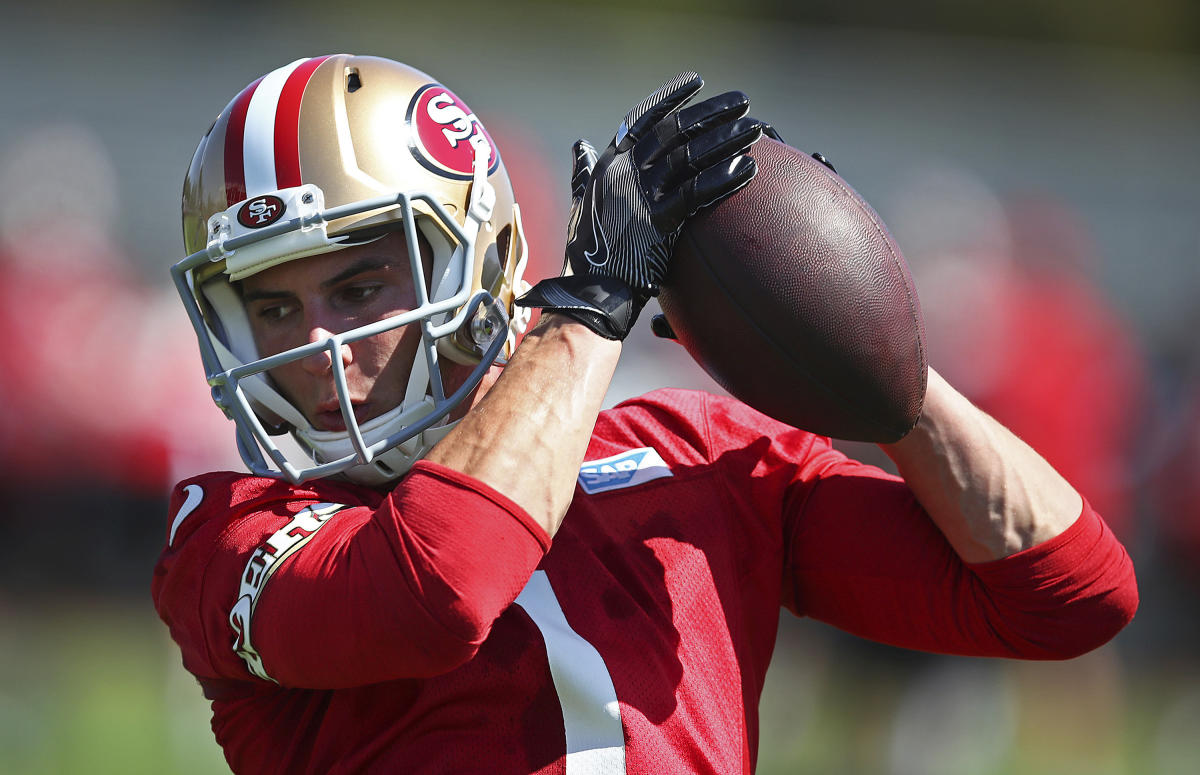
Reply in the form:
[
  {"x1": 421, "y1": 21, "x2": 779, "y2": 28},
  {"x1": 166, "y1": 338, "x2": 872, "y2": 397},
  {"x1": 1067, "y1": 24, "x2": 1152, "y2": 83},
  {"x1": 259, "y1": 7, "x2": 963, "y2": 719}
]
[
  {"x1": 274, "y1": 55, "x2": 334, "y2": 189},
  {"x1": 223, "y1": 77, "x2": 264, "y2": 207}
]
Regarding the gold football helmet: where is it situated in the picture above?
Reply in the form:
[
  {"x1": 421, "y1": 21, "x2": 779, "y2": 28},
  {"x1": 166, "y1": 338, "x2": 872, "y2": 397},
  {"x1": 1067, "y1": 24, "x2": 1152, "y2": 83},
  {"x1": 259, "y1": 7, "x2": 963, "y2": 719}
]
[{"x1": 173, "y1": 54, "x2": 531, "y2": 484}]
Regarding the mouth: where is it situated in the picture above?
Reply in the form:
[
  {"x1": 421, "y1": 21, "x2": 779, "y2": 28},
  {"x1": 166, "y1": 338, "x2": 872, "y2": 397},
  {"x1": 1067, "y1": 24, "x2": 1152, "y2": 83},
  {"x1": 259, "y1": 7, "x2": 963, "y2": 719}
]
[{"x1": 313, "y1": 400, "x2": 372, "y2": 432}]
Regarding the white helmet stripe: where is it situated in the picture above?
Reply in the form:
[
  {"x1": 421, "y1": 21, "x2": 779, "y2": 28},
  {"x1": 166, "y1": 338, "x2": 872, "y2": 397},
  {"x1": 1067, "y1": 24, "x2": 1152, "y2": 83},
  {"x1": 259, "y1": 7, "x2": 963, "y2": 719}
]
[{"x1": 241, "y1": 58, "x2": 309, "y2": 198}]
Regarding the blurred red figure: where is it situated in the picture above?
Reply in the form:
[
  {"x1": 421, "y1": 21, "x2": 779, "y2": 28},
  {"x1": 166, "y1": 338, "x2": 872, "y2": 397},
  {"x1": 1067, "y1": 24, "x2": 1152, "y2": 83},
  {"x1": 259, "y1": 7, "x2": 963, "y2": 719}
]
[
  {"x1": 976, "y1": 197, "x2": 1145, "y2": 540},
  {"x1": 0, "y1": 124, "x2": 231, "y2": 594},
  {"x1": 0, "y1": 241, "x2": 167, "y2": 488},
  {"x1": 897, "y1": 174, "x2": 1145, "y2": 541}
]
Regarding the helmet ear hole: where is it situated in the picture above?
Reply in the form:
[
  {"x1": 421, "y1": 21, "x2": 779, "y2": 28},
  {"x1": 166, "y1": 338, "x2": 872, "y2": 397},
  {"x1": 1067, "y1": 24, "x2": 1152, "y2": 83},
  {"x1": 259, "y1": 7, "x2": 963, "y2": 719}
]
[
  {"x1": 346, "y1": 68, "x2": 362, "y2": 93},
  {"x1": 481, "y1": 225, "x2": 510, "y2": 296},
  {"x1": 496, "y1": 223, "x2": 511, "y2": 265}
]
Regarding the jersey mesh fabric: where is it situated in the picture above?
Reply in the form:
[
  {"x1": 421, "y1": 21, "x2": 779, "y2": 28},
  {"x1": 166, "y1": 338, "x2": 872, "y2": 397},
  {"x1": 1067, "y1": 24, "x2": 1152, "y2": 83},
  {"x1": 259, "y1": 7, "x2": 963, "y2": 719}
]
[{"x1": 152, "y1": 388, "x2": 1136, "y2": 774}]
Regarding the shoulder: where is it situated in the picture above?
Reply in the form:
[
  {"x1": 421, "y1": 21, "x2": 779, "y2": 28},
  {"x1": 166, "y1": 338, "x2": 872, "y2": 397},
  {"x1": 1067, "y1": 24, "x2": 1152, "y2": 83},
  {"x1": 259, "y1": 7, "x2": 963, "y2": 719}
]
[
  {"x1": 170, "y1": 470, "x2": 380, "y2": 506},
  {"x1": 152, "y1": 471, "x2": 380, "y2": 679},
  {"x1": 592, "y1": 388, "x2": 712, "y2": 461},
  {"x1": 160, "y1": 471, "x2": 381, "y2": 564},
  {"x1": 166, "y1": 470, "x2": 374, "y2": 537},
  {"x1": 594, "y1": 388, "x2": 830, "y2": 468}
]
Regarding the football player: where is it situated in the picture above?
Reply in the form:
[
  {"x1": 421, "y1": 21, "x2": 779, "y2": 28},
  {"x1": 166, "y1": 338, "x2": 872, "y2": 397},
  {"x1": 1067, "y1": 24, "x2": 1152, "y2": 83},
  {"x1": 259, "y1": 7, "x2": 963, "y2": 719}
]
[{"x1": 153, "y1": 54, "x2": 1137, "y2": 774}]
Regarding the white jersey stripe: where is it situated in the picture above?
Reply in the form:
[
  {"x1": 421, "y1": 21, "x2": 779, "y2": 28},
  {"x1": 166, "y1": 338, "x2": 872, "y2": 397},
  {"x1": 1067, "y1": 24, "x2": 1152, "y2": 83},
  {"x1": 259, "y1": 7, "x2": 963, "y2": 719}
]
[
  {"x1": 241, "y1": 58, "x2": 307, "y2": 198},
  {"x1": 516, "y1": 570, "x2": 627, "y2": 774}
]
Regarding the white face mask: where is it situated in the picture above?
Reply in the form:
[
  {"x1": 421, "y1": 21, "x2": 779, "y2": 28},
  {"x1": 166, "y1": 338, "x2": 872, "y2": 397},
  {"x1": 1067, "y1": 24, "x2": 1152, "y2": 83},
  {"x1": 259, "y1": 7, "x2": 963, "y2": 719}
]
[{"x1": 174, "y1": 176, "x2": 522, "y2": 485}]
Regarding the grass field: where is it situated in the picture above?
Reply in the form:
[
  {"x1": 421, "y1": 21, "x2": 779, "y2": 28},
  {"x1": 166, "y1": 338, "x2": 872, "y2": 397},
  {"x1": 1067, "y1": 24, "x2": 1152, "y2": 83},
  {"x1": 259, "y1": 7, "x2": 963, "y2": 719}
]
[
  {"x1": 0, "y1": 601, "x2": 229, "y2": 775},
  {"x1": 1, "y1": 601, "x2": 1195, "y2": 774}
]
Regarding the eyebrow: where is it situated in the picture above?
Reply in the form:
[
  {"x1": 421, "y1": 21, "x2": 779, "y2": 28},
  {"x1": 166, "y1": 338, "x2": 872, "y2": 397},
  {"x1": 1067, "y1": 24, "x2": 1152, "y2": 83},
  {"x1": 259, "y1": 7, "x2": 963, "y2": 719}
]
[{"x1": 240, "y1": 257, "x2": 399, "y2": 304}]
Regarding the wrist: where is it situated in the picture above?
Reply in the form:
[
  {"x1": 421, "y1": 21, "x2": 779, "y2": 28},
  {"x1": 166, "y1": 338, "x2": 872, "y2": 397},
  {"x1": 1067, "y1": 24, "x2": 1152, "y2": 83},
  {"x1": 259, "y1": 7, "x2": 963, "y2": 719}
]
[
  {"x1": 515, "y1": 275, "x2": 642, "y2": 340},
  {"x1": 529, "y1": 310, "x2": 626, "y2": 351}
]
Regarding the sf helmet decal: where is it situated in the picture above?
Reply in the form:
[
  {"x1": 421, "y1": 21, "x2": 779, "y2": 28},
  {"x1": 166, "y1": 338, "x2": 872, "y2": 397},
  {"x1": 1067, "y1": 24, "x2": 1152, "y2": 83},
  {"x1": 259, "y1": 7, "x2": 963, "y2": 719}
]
[
  {"x1": 237, "y1": 194, "x2": 286, "y2": 228},
  {"x1": 407, "y1": 83, "x2": 500, "y2": 180}
]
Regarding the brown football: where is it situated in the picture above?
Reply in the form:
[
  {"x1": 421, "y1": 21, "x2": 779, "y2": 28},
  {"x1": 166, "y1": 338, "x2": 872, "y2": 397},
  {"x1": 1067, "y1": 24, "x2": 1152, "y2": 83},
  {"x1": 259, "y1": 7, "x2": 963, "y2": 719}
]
[{"x1": 658, "y1": 137, "x2": 927, "y2": 442}]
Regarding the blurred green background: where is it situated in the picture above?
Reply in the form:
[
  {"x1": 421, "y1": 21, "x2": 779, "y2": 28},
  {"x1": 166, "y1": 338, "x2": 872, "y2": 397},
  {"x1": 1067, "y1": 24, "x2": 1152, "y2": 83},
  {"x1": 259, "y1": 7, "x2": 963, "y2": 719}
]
[{"x1": 1, "y1": 1, "x2": 1198, "y2": 773}]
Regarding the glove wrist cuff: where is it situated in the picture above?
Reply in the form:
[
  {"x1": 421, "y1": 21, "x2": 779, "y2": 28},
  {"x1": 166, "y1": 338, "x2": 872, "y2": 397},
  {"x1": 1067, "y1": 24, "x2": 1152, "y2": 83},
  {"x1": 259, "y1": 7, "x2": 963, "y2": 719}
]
[{"x1": 515, "y1": 275, "x2": 643, "y2": 341}]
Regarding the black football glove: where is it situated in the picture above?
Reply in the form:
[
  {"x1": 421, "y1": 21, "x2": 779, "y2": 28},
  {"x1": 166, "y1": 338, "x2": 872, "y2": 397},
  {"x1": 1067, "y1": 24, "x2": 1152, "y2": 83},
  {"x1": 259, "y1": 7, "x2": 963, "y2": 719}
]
[{"x1": 516, "y1": 71, "x2": 763, "y2": 340}]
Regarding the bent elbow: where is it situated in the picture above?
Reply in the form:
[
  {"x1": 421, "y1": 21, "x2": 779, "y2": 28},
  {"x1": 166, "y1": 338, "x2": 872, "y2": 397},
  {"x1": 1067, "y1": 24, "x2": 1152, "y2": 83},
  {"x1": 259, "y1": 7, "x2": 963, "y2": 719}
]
[
  {"x1": 1059, "y1": 576, "x2": 1140, "y2": 659},
  {"x1": 399, "y1": 579, "x2": 520, "y2": 677},
  {"x1": 404, "y1": 629, "x2": 486, "y2": 678},
  {"x1": 436, "y1": 596, "x2": 507, "y2": 662},
  {"x1": 1019, "y1": 575, "x2": 1140, "y2": 661}
]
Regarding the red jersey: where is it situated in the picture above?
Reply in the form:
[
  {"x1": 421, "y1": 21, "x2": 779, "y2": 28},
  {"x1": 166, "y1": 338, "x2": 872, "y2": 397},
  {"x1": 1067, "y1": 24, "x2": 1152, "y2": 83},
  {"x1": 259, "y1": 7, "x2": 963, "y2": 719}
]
[{"x1": 152, "y1": 389, "x2": 1136, "y2": 774}]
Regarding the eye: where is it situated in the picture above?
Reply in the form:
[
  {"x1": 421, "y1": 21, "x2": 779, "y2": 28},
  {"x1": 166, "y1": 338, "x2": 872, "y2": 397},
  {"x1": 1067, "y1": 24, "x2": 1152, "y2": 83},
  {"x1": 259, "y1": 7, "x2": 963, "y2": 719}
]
[
  {"x1": 335, "y1": 283, "x2": 382, "y2": 306},
  {"x1": 256, "y1": 301, "x2": 296, "y2": 322}
]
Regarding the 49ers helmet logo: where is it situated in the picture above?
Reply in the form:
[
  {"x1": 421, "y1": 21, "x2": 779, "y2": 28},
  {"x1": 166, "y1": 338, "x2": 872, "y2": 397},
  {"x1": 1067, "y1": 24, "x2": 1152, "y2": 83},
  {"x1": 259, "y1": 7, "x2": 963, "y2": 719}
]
[
  {"x1": 237, "y1": 195, "x2": 286, "y2": 229},
  {"x1": 407, "y1": 84, "x2": 500, "y2": 181}
]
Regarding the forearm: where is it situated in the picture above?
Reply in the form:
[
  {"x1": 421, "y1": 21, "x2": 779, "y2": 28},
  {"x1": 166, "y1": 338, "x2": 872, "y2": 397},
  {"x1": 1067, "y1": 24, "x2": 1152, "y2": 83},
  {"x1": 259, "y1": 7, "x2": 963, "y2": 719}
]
[
  {"x1": 425, "y1": 313, "x2": 621, "y2": 537},
  {"x1": 880, "y1": 368, "x2": 1082, "y2": 563}
]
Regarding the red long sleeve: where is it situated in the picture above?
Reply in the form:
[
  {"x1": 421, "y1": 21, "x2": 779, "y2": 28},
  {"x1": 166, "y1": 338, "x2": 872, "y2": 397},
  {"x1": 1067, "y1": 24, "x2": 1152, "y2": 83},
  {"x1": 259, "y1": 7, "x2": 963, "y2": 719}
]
[
  {"x1": 965, "y1": 499, "x2": 1138, "y2": 658},
  {"x1": 153, "y1": 461, "x2": 549, "y2": 689},
  {"x1": 783, "y1": 450, "x2": 1138, "y2": 659}
]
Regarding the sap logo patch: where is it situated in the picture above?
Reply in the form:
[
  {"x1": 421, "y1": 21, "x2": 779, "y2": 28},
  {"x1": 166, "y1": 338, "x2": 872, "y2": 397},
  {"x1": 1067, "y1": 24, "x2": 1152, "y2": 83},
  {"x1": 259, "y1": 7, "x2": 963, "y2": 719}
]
[{"x1": 578, "y1": 447, "x2": 672, "y2": 495}]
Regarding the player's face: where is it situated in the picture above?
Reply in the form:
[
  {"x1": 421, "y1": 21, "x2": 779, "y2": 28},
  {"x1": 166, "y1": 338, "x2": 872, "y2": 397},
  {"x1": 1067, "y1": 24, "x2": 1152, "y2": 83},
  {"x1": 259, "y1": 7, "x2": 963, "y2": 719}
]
[{"x1": 240, "y1": 231, "x2": 426, "y2": 432}]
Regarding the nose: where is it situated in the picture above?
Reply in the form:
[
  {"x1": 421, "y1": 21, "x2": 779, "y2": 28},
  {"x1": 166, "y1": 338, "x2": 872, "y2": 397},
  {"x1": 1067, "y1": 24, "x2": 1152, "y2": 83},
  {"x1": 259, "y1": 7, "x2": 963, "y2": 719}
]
[{"x1": 300, "y1": 326, "x2": 354, "y2": 376}]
